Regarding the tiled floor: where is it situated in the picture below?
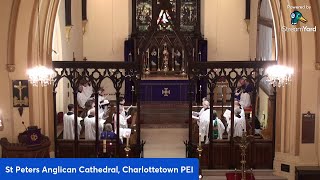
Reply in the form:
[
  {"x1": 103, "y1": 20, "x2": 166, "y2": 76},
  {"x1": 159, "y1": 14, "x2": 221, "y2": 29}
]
[{"x1": 141, "y1": 128, "x2": 188, "y2": 158}]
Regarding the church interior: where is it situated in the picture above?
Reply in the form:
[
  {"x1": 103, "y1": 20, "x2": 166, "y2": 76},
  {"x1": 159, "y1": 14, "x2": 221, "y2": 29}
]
[{"x1": 0, "y1": 0, "x2": 320, "y2": 180}]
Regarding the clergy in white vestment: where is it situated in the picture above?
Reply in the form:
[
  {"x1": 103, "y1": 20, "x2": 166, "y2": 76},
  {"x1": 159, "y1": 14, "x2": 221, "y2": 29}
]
[
  {"x1": 233, "y1": 107, "x2": 246, "y2": 137},
  {"x1": 195, "y1": 100, "x2": 210, "y2": 143},
  {"x1": 212, "y1": 110, "x2": 225, "y2": 140},
  {"x1": 63, "y1": 104, "x2": 82, "y2": 140},
  {"x1": 77, "y1": 80, "x2": 93, "y2": 108},
  {"x1": 84, "y1": 109, "x2": 104, "y2": 140},
  {"x1": 235, "y1": 100, "x2": 245, "y2": 117},
  {"x1": 192, "y1": 97, "x2": 208, "y2": 118},
  {"x1": 224, "y1": 100, "x2": 246, "y2": 137},
  {"x1": 99, "y1": 99, "x2": 110, "y2": 119},
  {"x1": 113, "y1": 108, "x2": 131, "y2": 134},
  {"x1": 77, "y1": 85, "x2": 88, "y2": 108}
]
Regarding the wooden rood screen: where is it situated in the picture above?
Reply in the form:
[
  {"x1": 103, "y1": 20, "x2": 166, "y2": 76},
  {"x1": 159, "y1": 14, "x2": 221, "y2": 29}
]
[
  {"x1": 52, "y1": 60, "x2": 277, "y2": 169},
  {"x1": 52, "y1": 61, "x2": 142, "y2": 158},
  {"x1": 187, "y1": 60, "x2": 277, "y2": 169}
]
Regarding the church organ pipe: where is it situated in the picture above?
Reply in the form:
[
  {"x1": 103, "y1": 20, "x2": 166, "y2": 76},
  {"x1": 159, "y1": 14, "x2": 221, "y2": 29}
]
[{"x1": 53, "y1": 91, "x2": 58, "y2": 157}]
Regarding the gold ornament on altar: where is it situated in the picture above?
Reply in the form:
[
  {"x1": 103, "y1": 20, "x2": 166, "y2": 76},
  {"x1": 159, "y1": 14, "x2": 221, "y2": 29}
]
[{"x1": 162, "y1": 43, "x2": 169, "y2": 72}]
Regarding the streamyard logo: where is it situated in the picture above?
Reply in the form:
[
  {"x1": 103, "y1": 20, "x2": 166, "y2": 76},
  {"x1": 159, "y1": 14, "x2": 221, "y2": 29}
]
[
  {"x1": 290, "y1": 11, "x2": 307, "y2": 25},
  {"x1": 282, "y1": 10, "x2": 316, "y2": 32}
]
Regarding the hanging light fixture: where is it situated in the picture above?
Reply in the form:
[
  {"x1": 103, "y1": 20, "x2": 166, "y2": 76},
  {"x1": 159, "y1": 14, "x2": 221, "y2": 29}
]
[
  {"x1": 27, "y1": 0, "x2": 54, "y2": 87},
  {"x1": 266, "y1": 65, "x2": 294, "y2": 87}
]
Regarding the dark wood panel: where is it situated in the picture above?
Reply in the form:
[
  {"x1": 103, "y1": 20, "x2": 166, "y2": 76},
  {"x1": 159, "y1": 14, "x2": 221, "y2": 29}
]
[
  {"x1": 56, "y1": 140, "x2": 141, "y2": 158},
  {"x1": 251, "y1": 141, "x2": 273, "y2": 169},
  {"x1": 200, "y1": 144, "x2": 209, "y2": 169},
  {"x1": 211, "y1": 142, "x2": 230, "y2": 169}
]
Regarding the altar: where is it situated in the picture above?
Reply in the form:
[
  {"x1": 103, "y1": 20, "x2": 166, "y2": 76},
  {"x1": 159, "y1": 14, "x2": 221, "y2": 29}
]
[{"x1": 140, "y1": 76, "x2": 189, "y2": 102}]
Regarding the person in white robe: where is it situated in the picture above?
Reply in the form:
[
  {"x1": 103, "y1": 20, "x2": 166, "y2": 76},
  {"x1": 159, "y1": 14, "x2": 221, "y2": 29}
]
[
  {"x1": 192, "y1": 97, "x2": 208, "y2": 118},
  {"x1": 77, "y1": 80, "x2": 93, "y2": 108},
  {"x1": 233, "y1": 107, "x2": 246, "y2": 137},
  {"x1": 212, "y1": 110, "x2": 225, "y2": 140},
  {"x1": 63, "y1": 104, "x2": 82, "y2": 140},
  {"x1": 84, "y1": 109, "x2": 104, "y2": 140},
  {"x1": 235, "y1": 100, "x2": 245, "y2": 119},
  {"x1": 113, "y1": 108, "x2": 131, "y2": 134},
  {"x1": 193, "y1": 100, "x2": 210, "y2": 144},
  {"x1": 224, "y1": 100, "x2": 246, "y2": 138}
]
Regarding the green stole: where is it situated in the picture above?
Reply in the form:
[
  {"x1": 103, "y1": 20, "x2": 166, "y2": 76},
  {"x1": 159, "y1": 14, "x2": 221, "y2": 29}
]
[{"x1": 213, "y1": 119, "x2": 218, "y2": 139}]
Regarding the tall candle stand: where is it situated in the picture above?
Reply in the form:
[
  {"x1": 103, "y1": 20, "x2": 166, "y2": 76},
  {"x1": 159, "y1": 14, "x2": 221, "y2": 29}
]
[
  {"x1": 131, "y1": 85, "x2": 135, "y2": 105},
  {"x1": 234, "y1": 131, "x2": 254, "y2": 180},
  {"x1": 171, "y1": 48, "x2": 175, "y2": 71},
  {"x1": 157, "y1": 48, "x2": 160, "y2": 71},
  {"x1": 145, "y1": 49, "x2": 150, "y2": 75},
  {"x1": 197, "y1": 133, "x2": 203, "y2": 179},
  {"x1": 124, "y1": 137, "x2": 131, "y2": 157},
  {"x1": 199, "y1": 85, "x2": 202, "y2": 106},
  {"x1": 181, "y1": 50, "x2": 186, "y2": 76}
]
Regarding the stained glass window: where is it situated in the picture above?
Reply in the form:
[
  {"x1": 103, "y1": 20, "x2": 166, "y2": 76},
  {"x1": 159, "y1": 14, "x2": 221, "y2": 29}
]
[
  {"x1": 136, "y1": 0, "x2": 152, "y2": 32},
  {"x1": 157, "y1": 0, "x2": 176, "y2": 31},
  {"x1": 180, "y1": 0, "x2": 197, "y2": 32}
]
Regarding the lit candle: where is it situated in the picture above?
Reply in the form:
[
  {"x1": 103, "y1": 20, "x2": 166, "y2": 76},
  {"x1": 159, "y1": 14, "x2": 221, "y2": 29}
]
[
  {"x1": 103, "y1": 139, "x2": 106, "y2": 153},
  {"x1": 131, "y1": 85, "x2": 134, "y2": 91},
  {"x1": 200, "y1": 85, "x2": 202, "y2": 90},
  {"x1": 199, "y1": 133, "x2": 201, "y2": 146}
]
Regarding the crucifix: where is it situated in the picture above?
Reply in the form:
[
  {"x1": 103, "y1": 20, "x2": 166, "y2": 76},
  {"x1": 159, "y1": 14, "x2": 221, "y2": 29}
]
[
  {"x1": 162, "y1": 88, "x2": 170, "y2": 96},
  {"x1": 14, "y1": 81, "x2": 27, "y2": 106}
]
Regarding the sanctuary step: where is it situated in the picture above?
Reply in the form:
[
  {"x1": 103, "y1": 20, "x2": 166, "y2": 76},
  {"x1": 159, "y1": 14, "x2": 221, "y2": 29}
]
[
  {"x1": 202, "y1": 169, "x2": 287, "y2": 180},
  {"x1": 141, "y1": 102, "x2": 188, "y2": 124},
  {"x1": 141, "y1": 128, "x2": 188, "y2": 158}
]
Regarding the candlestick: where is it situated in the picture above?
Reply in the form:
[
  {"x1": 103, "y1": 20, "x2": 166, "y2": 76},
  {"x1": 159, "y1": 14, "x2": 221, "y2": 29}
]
[
  {"x1": 126, "y1": 137, "x2": 129, "y2": 146},
  {"x1": 103, "y1": 139, "x2": 106, "y2": 153},
  {"x1": 172, "y1": 48, "x2": 174, "y2": 58}
]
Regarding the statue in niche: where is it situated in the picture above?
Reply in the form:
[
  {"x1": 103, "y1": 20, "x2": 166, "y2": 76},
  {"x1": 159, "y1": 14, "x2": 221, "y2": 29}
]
[
  {"x1": 174, "y1": 49, "x2": 181, "y2": 68},
  {"x1": 162, "y1": 43, "x2": 169, "y2": 72}
]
